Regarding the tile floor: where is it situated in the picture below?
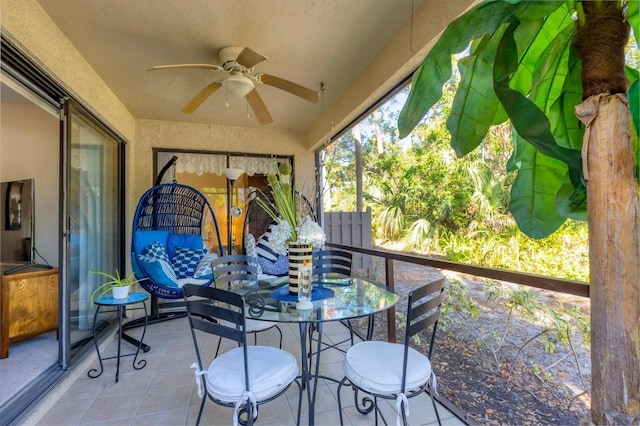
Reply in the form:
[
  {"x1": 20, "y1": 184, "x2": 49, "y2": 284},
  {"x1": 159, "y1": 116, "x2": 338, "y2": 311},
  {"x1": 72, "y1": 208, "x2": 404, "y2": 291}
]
[{"x1": 26, "y1": 317, "x2": 466, "y2": 426}]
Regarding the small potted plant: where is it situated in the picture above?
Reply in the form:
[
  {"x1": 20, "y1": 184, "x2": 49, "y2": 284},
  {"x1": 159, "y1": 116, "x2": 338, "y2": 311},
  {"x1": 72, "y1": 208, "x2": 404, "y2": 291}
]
[{"x1": 90, "y1": 270, "x2": 146, "y2": 302}]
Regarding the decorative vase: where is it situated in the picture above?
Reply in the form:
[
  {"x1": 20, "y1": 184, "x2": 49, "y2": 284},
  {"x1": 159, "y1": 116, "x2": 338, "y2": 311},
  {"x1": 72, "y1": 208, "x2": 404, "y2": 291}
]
[
  {"x1": 288, "y1": 241, "x2": 313, "y2": 295},
  {"x1": 112, "y1": 285, "x2": 130, "y2": 299}
]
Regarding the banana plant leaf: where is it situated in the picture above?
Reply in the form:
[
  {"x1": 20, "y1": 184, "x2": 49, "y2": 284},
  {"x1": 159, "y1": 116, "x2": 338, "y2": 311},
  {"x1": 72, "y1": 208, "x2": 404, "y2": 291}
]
[
  {"x1": 398, "y1": 0, "x2": 565, "y2": 138},
  {"x1": 399, "y1": 0, "x2": 639, "y2": 237},
  {"x1": 508, "y1": 132, "x2": 568, "y2": 238}
]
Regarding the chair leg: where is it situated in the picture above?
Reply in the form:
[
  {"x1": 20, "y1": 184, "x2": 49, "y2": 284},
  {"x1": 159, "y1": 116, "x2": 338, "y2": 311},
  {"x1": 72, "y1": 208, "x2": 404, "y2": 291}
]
[
  {"x1": 337, "y1": 377, "x2": 348, "y2": 426},
  {"x1": 428, "y1": 386, "x2": 442, "y2": 426},
  {"x1": 294, "y1": 379, "x2": 303, "y2": 425},
  {"x1": 347, "y1": 320, "x2": 354, "y2": 346},
  {"x1": 366, "y1": 314, "x2": 376, "y2": 340},
  {"x1": 214, "y1": 337, "x2": 223, "y2": 358},
  {"x1": 196, "y1": 394, "x2": 206, "y2": 426},
  {"x1": 400, "y1": 399, "x2": 408, "y2": 426},
  {"x1": 275, "y1": 325, "x2": 283, "y2": 349}
]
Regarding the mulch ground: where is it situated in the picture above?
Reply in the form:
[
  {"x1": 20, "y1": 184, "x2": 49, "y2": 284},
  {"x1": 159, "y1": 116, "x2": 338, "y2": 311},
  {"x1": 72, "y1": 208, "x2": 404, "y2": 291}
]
[{"x1": 351, "y1": 258, "x2": 591, "y2": 425}]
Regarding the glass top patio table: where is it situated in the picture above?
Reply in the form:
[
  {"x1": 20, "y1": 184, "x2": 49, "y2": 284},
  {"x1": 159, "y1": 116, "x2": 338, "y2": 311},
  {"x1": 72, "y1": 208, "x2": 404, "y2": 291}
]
[
  {"x1": 223, "y1": 276, "x2": 399, "y2": 426},
  {"x1": 225, "y1": 276, "x2": 399, "y2": 324}
]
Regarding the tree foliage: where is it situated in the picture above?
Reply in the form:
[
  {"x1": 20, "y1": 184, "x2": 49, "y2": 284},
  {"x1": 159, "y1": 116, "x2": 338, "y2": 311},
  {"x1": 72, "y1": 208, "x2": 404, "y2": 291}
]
[{"x1": 398, "y1": 0, "x2": 639, "y2": 238}]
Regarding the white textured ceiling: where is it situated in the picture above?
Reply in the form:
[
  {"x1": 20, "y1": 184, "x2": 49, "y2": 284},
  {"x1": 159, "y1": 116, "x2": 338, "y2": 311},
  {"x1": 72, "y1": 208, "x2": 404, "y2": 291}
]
[{"x1": 33, "y1": 0, "x2": 425, "y2": 133}]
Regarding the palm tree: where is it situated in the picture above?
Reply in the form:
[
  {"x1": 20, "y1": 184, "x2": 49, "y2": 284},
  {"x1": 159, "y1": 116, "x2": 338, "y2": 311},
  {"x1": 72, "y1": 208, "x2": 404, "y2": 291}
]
[{"x1": 398, "y1": 1, "x2": 639, "y2": 423}]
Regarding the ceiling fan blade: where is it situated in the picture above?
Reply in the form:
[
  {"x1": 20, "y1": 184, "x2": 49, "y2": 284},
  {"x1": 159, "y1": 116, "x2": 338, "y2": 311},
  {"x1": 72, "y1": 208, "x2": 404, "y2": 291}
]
[
  {"x1": 246, "y1": 89, "x2": 273, "y2": 125},
  {"x1": 147, "y1": 64, "x2": 224, "y2": 72},
  {"x1": 236, "y1": 47, "x2": 268, "y2": 69},
  {"x1": 181, "y1": 81, "x2": 222, "y2": 113},
  {"x1": 259, "y1": 74, "x2": 319, "y2": 103}
]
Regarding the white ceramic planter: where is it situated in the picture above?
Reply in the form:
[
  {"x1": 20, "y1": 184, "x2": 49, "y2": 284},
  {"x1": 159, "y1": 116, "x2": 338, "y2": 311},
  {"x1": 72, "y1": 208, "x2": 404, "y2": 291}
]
[{"x1": 112, "y1": 285, "x2": 130, "y2": 299}]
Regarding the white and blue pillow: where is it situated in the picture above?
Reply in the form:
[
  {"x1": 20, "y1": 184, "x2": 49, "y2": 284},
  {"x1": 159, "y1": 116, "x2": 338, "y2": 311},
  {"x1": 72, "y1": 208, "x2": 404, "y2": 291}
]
[
  {"x1": 171, "y1": 246, "x2": 207, "y2": 279},
  {"x1": 255, "y1": 231, "x2": 288, "y2": 276},
  {"x1": 193, "y1": 252, "x2": 218, "y2": 279},
  {"x1": 141, "y1": 241, "x2": 170, "y2": 263},
  {"x1": 138, "y1": 242, "x2": 179, "y2": 288},
  {"x1": 255, "y1": 231, "x2": 279, "y2": 262},
  {"x1": 244, "y1": 234, "x2": 263, "y2": 275},
  {"x1": 258, "y1": 254, "x2": 288, "y2": 276}
]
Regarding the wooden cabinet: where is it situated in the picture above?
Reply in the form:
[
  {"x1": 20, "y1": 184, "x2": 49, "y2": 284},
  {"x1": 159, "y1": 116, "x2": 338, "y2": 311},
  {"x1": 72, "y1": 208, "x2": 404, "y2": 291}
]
[{"x1": 1, "y1": 267, "x2": 58, "y2": 359}]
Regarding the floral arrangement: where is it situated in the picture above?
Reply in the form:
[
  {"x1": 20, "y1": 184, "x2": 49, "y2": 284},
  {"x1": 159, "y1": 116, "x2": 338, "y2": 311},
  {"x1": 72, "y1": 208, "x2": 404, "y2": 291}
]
[{"x1": 252, "y1": 162, "x2": 326, "y2": 255}]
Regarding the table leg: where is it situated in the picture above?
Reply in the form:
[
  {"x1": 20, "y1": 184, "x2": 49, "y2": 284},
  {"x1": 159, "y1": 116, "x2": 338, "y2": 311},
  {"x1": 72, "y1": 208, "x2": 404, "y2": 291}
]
[
  {"x1": 132, "y1": 302, "x2": 148, "y2": 371},
  {"x1": 115, "y1": 306, "x2": 123, "y2": 383},
  {"x1": 299, "y1": 321, "x2": 325, "y2": 426},
  {"x1": 87, "y1": 305, "x2": 104, "y2": 379},
  {"x1": 87, "y1": 297, "x2": 148, "y2": 383}
]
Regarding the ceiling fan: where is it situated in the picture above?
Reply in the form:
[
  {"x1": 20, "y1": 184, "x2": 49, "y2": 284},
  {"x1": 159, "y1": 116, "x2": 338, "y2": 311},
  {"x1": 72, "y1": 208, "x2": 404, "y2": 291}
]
[{"x1": 147, "y1": 46, "x2": 319, "y2": 125}]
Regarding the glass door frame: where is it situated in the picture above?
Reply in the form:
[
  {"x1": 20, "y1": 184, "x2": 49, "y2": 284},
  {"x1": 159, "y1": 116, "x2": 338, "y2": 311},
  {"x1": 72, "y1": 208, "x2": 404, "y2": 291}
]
[{"x1": 60, "y1": 99, "x2": 126, "y2": 368}]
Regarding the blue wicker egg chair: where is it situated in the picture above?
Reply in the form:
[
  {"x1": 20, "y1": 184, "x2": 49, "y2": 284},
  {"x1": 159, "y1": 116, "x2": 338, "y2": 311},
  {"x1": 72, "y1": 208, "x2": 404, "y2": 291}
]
[
  {"x1": 131, "y1": 183, "x2": 224, "y2": 294},
  {"x1": 122, "y1": 181, "x2": 224, "y2": 349}
]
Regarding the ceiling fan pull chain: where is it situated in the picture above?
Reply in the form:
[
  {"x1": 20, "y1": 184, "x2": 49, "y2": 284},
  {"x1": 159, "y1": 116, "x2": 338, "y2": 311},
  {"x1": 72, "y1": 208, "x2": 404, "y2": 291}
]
[{"x1": 225, "y1": 84, "x2": 230, "y2": 108}]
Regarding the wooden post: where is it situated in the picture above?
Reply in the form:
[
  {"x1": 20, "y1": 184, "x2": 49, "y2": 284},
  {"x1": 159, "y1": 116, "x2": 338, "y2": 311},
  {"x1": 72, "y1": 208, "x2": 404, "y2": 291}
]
[
  {"x1": 576, "y1": 93, "x2": 640, "y2": 423},
  {"x1": 385, "y1": 257, "x2": 396, "y2": 343}
]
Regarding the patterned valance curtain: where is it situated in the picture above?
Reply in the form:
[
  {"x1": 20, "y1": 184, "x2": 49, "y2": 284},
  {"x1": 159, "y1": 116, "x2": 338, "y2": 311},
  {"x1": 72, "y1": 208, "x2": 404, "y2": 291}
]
[
  {"x1": 157, "y1": 151, "x2": 290, "y2": 178},
  {"x1": 230, "y1": 156, "x2": 288, "y2": 176}
]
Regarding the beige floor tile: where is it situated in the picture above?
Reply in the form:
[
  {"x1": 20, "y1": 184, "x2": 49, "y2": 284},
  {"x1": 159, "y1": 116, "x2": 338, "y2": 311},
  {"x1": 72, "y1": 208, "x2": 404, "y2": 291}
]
[
  {"x1": 131, "y1": 408, "x2": 189, "y2": 425},
  {"x1": 57, "y1": 375, "x2": 109, "y2": 402},
  {"x1": 36, "y1": 398, "x2": 93, "y2": 425},
  {"x1": 29, "y1": 316, "x2": 460, "y2": 426},
  {"x1": 135, "y1": 384, "x2": 193, "y2": 416},
  {"x1": 98, "y1": 370, "x2": 154, "y2": 397},
  {"x1": 77, "y1": 393, "x2": 141, "y2": 424}
]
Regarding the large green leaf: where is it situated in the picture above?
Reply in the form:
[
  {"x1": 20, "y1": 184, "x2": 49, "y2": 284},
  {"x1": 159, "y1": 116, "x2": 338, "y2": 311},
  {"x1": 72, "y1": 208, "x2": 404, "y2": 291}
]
[
  {"x1": 627, "y1": 65, "x2": 640, "y2": 138},
  {"x1": 529, "y1": 23, "x2": 575, "y2": 113},
  {"x1": 629, "y1": 0, "x2": 639, "y2": 44},
  {"x1": 494, "y1": 20, "x2": 583, "y2": 190},
  {"x1": 508, "y1": 132, "x2": 567, "y2": 238},
  {"x1": 556, "y1": 172, "x2": 587, "y2": 220},
  {"x1": 548, "y1": 48, "x2": 583, "y2": 149},
  {"x1": 398, "y1": 0, "x2": 566, "y2": 138},
  {"x1": 510, "y1": 3, "x2": 575, "y2": 98},
  {"x1": 447, "y1": 29, "x2": 506, "y2": 157},
  {"x1": 625, "y1": 0, "x2": 639, "y2": 137},
  {"x1": 630, "y1": 79, "x2": 639, "y2": 137}
]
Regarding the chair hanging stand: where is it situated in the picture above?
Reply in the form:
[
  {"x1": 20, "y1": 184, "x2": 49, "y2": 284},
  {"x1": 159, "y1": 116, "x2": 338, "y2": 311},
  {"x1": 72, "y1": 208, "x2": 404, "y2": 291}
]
[{"x1": 122, "y1": 156, "x2": 224, "y2": 350}]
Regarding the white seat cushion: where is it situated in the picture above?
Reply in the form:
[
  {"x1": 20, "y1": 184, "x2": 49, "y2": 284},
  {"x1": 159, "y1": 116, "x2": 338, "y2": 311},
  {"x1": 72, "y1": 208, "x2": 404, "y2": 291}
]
[
  {"x1": 344, "y1": 341, "x2": 432, "y2": 394},
  {"x1": 205, "y1": 346, "x2": 298, "y2": 403}
]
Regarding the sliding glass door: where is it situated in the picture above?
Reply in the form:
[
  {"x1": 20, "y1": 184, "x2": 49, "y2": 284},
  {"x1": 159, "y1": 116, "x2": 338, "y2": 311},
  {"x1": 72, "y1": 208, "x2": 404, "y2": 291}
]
[{"x1": 62, "y1": 100, "x2": 124, "y2": 364}]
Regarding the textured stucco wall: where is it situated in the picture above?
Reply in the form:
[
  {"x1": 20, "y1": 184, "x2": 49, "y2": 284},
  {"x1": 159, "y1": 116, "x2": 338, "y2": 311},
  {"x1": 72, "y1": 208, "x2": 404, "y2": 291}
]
[
  {"x1": 2, "y1": 0, "x2": 141, "y2": 269},
  {"x1": 1, "y1": 0, "x2": 136, "y2": 142},
  {"x1": 135, "y1": 119, "x2": 315, "y2": 201},
  {"x1": 307, "y1": 0, "x2": 476, "y2": 149}
]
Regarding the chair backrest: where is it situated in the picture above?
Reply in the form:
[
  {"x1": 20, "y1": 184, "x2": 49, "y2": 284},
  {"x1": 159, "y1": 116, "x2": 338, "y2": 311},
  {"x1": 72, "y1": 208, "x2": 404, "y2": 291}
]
[
  {"x1": 132, "y1": 183, "x2": 222, "y2": 240},
  {"x1": 212, "y1": 254, "x2": 259, "y2": 289},
  {"x1": 398, "y1": 276, "x2": 445, "y2": 396},
  {"x1": 404, "y1": 276, "x2": 446, "y2": 359},
  {"x1": 312, "y1": 249, "x2": 353, "y2": 278},
  {"x1": 183, "y1": 284, "x2": 250, "y2": 390}
]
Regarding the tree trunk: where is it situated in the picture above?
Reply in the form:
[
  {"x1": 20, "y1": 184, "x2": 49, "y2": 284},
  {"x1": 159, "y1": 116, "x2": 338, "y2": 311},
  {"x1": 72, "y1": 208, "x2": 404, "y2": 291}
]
[
  {"x1": 574, "y1": 3, "x2": 639, "y2": 422},
  {"x1": 353, "y1": 123, "x2": 364, "y2": 211},
  {"x1": 576, "y1": 93, "x2": 640, "y2": 424}
]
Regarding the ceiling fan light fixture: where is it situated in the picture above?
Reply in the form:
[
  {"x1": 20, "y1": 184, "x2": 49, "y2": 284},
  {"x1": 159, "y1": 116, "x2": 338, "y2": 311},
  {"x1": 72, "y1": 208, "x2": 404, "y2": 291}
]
[{"x1": 224, "y1": 74, "x2": 254, "y2": 97}]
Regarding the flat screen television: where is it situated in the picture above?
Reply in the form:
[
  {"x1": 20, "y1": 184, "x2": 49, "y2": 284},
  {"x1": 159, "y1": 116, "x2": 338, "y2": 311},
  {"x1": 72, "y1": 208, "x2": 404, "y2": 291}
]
[{"x1": 0, "y1": 178, "x2": 51, "y2": 274}]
